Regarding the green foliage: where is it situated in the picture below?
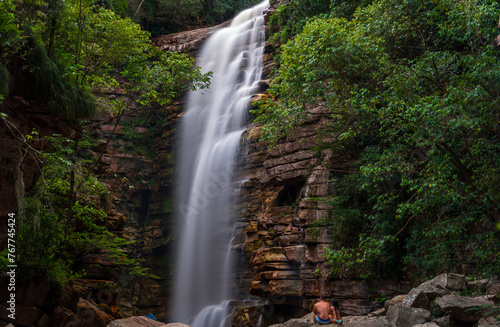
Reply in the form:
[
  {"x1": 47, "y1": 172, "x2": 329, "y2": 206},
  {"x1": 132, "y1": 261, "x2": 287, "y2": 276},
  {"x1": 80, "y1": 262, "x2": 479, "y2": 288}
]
[
  {"x1": 23, "y1": 37, "x2": 96, "y2": 119},
  {"x1": 48, "y1": 1, "x2": 150, "y2": 88},
  {"x1": 259, "y1": 0, "x2": 500, "y2": 280},
  {"x1": 122, "y1": 47, "x2": 211, "y2": 107},
  {"x1": 0, "y1": 8, "x2": 22, "y2": 49},
  {"x1": 12, "y1": 134, "x2": 155, "y2": 282}
]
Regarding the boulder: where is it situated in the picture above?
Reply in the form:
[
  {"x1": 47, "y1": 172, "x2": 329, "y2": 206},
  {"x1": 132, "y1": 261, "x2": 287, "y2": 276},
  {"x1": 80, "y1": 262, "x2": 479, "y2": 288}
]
[
  {"x1": 416, "y1": 283, "x2": 451, "y2": 301},
  {"x1": 385, "y1": 295, "x2": 407, "y2": 312},
  {"x1": 412, "y1": 323, "x2": 439, "y2": 327},
  {"x1": 436, "y1": 293, "x2": 494, "y2": 323},
  {"x1": 402, "y1": 288, "x2": 429, "y2": 309},
  {"x1": 268, "y1": 312, "x2": 389, "y2": 326},
  {"x1": 420, "y1": 274, "x2": 466, "y2": 293},
  {"x1": 77, "y1": 298, "x2": 114, "y2": 327},
  {"x1": 106, "y1": 316, "x2": 172, "y2": 327},
  {"x1": 386, "y1": 304, "x2": 431, "y2": 327}
]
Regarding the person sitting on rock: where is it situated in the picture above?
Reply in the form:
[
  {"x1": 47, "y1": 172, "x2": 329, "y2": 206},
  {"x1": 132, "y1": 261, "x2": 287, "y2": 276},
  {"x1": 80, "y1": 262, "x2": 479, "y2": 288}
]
[
  {"x1": 313, "y1": 296, "x2": 332, "y2": 325},
  {"x1": 330, "y1": 299, "x2": 343, "y2": 325}
]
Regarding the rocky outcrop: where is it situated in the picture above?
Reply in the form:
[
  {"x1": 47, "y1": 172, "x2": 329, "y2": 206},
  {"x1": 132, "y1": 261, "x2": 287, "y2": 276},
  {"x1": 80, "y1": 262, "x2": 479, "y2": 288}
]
[
  {"x1": 151, "y1": 21, "x2": 230, "y2": 55},
  {"x1": 268, "y1": 273, "x2": 500, "y2": 327},
  {"x1": 0, "y1": 269, "x2": 127, "y2": 327}
]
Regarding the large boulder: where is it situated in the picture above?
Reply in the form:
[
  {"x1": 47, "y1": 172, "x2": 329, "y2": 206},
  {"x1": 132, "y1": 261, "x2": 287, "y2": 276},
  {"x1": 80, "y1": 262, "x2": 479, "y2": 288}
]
[
  {"x1": 386, "y1": 304, "x2": 431, "y2": 327},
  {"x1": 420, "y1": 274, "x2": 466, "y2": 293},
  {"x1": 402, "y1": 288, "x2": 429, "y2": 309},
  {"x1": 106, "y1": 316, "x2": 180, "y2": 327},
  {"x1": 436, "y1": 293, "x2": 494, "y2": 323}
]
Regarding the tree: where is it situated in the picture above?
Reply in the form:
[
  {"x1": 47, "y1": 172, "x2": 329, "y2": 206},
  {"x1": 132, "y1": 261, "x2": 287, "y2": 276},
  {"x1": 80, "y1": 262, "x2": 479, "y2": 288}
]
[{"x1": 256, "y1": 0, "x2": 500, "y2": 280}]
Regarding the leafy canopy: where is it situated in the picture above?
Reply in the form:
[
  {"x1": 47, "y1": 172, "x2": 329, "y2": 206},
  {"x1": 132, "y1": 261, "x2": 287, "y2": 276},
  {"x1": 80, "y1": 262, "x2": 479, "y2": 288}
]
[{"x1": 256, "y1": 0, "x2": 500, "y2": 279}]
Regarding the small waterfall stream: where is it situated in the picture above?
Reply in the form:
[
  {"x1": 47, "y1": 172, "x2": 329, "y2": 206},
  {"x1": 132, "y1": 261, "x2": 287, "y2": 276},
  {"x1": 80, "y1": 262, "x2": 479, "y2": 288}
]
[{"x1": 172, "y1": 1, "x2": 269, "y2": 326}]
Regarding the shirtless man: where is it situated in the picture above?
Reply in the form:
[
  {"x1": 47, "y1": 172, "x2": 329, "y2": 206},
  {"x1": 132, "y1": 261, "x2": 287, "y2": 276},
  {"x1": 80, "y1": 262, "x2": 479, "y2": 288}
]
[{"x1": 313, "y1": 296, "x2": 331, "y2": 325}]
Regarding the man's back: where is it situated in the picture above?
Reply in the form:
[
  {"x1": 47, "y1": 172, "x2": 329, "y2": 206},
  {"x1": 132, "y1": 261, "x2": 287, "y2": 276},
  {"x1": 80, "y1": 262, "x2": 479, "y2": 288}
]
[{"x1": 313, "y1": 300, "x2": 330, "y2": 320}]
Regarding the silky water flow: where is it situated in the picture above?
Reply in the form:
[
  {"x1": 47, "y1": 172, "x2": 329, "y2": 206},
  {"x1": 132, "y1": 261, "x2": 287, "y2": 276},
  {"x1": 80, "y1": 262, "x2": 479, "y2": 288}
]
[{"x1": 172, "y1": 1, "x2": 269, "y2": 326}]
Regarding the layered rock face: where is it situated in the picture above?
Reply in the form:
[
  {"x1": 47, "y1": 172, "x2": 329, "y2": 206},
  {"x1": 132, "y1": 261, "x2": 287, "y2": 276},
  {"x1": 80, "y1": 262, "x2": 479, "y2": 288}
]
[
  {"x1": 223, "y1": 14, "x2": 405, "y2": 321},
  {"x1": 231, "y1": 97, "x2": 404, "y2": 321},
  {"x1": 151, "y1": 21, "x2": 230, "y2": 56},
  {"x1": 88, "y1": 89, "x2": 187, "y2": 319}
]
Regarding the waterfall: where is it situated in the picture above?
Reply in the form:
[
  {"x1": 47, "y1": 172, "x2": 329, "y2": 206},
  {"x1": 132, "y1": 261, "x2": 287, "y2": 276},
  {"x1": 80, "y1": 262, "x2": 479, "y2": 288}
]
[{"x1": 172, "y1": 1, "x2": 269, "y2": 326}]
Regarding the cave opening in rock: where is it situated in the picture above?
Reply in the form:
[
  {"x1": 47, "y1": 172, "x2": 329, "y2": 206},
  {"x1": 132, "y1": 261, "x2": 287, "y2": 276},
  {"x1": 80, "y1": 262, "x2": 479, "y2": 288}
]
[{"x1": 276, "y1": 180, "x2": 306, "y2": 207}]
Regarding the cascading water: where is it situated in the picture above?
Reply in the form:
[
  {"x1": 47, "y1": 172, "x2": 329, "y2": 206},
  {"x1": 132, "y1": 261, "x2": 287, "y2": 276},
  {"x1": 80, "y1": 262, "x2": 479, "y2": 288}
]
[{"x1": 172, "y1": 1, "x2": 269, "y2": 326}]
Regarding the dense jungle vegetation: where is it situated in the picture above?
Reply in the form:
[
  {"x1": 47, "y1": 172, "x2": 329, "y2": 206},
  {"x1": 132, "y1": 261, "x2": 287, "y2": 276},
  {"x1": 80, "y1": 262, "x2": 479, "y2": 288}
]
[
  {"x1": 256, "y1": 0, "x2": 500, "y2": 280},
  {"x1": 122, "y1": 0, "x2": 261, "y2": 35},
  {"x1": 1, "y1": 0, "x2": 498, "y2": 294},
  {"x1": 0, "y1": 0, "x2": 214, "y2": 283}
]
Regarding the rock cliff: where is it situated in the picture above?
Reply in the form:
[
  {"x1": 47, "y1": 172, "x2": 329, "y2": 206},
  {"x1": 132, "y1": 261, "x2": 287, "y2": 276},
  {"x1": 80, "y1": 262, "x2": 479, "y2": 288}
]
[
  {"x1": 149, "y1": 4, "x2": 407, "y2": 324},
  {"x1": 225, "y1": 39, "x2": 406, "y2": 323}
]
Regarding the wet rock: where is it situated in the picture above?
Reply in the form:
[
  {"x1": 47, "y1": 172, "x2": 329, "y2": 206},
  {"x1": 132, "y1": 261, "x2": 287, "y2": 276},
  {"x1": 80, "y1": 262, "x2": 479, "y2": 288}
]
[
  {"x1": 267, "y1": 279, "x2": 304, "y2": 297},
  {"x1": 262, "y1": 247, "x2": 287, "y2": 262}
]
